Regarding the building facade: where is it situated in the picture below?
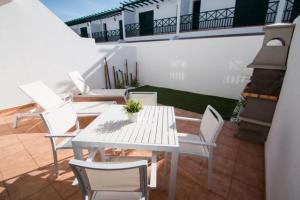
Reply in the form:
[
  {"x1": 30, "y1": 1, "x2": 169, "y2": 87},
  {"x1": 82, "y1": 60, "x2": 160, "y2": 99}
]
[{"x1": 66, "y1": 0, "x2": 300, "y2": 43}]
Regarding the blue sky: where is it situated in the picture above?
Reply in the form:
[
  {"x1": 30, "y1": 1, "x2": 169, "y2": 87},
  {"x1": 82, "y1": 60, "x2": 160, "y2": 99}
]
[{"x1": 41, "y1": 0, "x2": 124, "y2": 22}]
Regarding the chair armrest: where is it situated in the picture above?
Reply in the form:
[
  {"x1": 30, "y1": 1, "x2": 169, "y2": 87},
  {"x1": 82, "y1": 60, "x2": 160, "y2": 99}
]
[
  {"x1": 175, "y1": 116, "x2": 201, "y2": 122},
  {"x1": 179, "y1": 138, "x2": 216, "y2": 147},
  {"x1": 58, "y1": 93, "x2": 74, "y2": 101},
  {"x1": 45, "y1": 134, "x2": 77, "y2": 138}
]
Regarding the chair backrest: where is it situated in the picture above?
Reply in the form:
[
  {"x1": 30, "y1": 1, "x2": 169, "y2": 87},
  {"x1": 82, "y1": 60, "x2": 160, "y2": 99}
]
[
  {"x1": 68, "y1": 71, "x2": 91, "y2": 94},
  {"x1": 69, "y1": 159, "x2": 148, "y2": 200},
  {"x1": 129, "y1": 92, "x2": 157, "y2": 106},
  {"x1": 19, "y1": 81, "x2": 64, "y2": 110},
  {"x1": 200, "y1": 105, "x2": 224, "y2": 144},
  {"x1": 41, "y1": 102, "x2": 78, "y2": 137}
]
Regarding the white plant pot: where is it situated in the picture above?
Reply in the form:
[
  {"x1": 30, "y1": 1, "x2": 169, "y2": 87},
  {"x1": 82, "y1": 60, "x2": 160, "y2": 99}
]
[{"x1": 128, "y1": 113, "x2": 138, "y2": 123}]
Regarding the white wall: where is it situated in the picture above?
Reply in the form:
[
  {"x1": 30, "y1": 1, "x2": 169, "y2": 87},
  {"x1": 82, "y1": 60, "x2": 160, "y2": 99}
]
[
  {"x1": 72, "y1": 15, "x2": 122, "y2": 34},
  {"x1": 181, "y1": 0, "x2": 236, "y2": 15},
  {"x1": 124, "y1": 35, "x2": 263, "y2": 99},
  {"x1": 100, "y1": 15, "x2": 122, "y2": 31},
  {"x1": 125, "y1": 0, "x2": 178, "y2": 24},
  {"x1": 0, "y1": 0, "x2": 130, "y2": 110},
  {"x1": 199, "y1": 0, "x2": 236, "y2": 12},
  {"x1": 265, "y1": 17, "x2": 300, "y2": 200}
]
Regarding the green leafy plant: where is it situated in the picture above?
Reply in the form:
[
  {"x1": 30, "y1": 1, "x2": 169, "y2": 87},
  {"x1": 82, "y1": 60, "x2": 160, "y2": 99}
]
[
  {"x1": 123, "y1": 100, "x2": 143, "y2": 114},
  {"x1": 115, "y1": 79, "x2": 125, "y2": 89},
  {"x1": 231, "y1": 96, "x2": 246, "y2": 122},
  {"x1": 130, "y1": 78, "x2": 139, "y2": 87}
]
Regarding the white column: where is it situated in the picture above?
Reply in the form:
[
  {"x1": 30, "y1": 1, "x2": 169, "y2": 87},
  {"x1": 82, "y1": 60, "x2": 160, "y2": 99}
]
[
  {"x1": 87, "y1": 22, "x2": 92, "y2": 37},
  {"x1": 275, "y1": 0, "x2": 287, "y2": 23},
  {"x1": 122, "y1": 11, "x2": 127, "y2": 40},
  {"x1": 176, "y1": 0, "x2": 182, "y2": 35}
]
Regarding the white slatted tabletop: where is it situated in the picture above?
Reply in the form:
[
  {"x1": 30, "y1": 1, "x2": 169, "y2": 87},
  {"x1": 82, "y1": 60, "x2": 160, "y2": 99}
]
[
  {"x1": 72, "y1": 104, "x2": 179, "y2": 200},
  {"x1": 72, "y1": 105, "x2": 179, "y2": 150}
]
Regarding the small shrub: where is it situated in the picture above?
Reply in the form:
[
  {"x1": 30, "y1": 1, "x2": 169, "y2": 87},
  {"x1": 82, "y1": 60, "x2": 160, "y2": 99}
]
[{"x1": 123, "y1": 100, "x2": 143, "y2": 114}]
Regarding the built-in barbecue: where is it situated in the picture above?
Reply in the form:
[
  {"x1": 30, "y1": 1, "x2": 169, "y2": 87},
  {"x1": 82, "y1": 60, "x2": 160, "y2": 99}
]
[{"x1": 235, "y1": 23, "x2": 295, "y2": 143}]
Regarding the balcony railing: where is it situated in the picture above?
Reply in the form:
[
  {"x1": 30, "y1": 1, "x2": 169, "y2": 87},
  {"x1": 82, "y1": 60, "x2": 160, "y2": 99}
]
[
  {"x1": 154, "y1": 17, "x2": 177, "y2": 34},
  {"x1": 125, "y1": 16, "x2": 177, "y2": 37},
  {"x1": 91, "y1": 29, "x2": 120, "y2": 42},
  {"x1": 282, "y1": 0, "x2": 295, "y2": 22},
  {"x1": 266, "y1": 1, "x2": 280, "y2": 23},
  {"x1": 125, "y1": 23, "x2": 140, "y2": 37},
  {"x1": 121, "y1": 1, "x2": 282, "y2": 38},
  {"x1": 180, "y1": 1, "x2": 279, "y2": 32},
  {"x1": 180, "y1": 7, "x2": 235, "y2": 32}
]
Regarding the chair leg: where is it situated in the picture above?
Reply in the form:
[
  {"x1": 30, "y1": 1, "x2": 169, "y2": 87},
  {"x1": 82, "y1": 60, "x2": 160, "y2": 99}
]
[
  {"x1": 99, "y1": 148, "x2": 108, "y2": 161},
  {"x1": 208, "y1": 156, "x2": 213, "y2": 190},
  {"x1": 13, "y1": 114, "x2": 18, "y2": 128},
  {"x1": 164, "y1": 152, "x2": 168, "y2": 174},
  {"x1": 49, "y1": 139, "x2": 59, "y2": 176},
  {"x1": 52, "y1": 149, "x2": 59, "y2": 176}
]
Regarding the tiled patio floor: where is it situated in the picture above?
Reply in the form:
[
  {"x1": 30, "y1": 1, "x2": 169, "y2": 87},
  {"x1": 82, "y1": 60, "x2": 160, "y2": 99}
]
[{"x1": 0, "y1": 103, "x2": 265, "y2": 200}]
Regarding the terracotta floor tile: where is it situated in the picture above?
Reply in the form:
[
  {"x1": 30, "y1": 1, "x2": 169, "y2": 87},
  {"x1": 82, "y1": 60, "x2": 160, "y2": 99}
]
[
  {"x1": 47, "y1": 161, "x2": 79, "y2": 199},
  {"x1": 217, "y1": 134, "x2": 240, "y2": 149},
  {"x1": 221, "y1": 126, "x2": 238, "y2": 138},
  {"x1": 25, "y1": 185, "x2": 63, "y2": 200},
  {"x1": 233, "y1": 164, "x2": 265, "y2": 190},
  {"x1": 175, "y1": 108, "x2": 201, "y2": 119},
  {"x1": 198, "y1": 169, "x2": 232, "y2": 198},
  {"x1": 0, "y1": 177, "x2": 9, "y2": 200},
  {"x1": 188, "y1": 184, "x2": 224, "y2": 200},
  {"x1": 211, "y1": 156, "x2": 235, "y2": 177},
  {"x1": 239, "y1": 141, "x2": 264, "y2": 157},
  {"x1": 0, "y1": 135, "x2": 19, "y2": 149},
  {"x1": 65, "y1": 190, "x2": 82, "y2": 200},
  {"x1": 5, "y1": 169, "x2": 50, "y2": 200},
  {"x1": 0, "y1": 104, "x2": 266, "y2": 200},
  {"x1": 0, "y1": 151, "x2": 39, "y2": 180},
  {"x1": 228, "y1": 179, "x2": 264, "y2": 200},
  {"x1": 223, "y1": 122, "x2": 239, "y2": 132},
  {"x1": 214, "y1": 143, "x2": 238, "y2": 161},
  {"x1": 236, "y1": 150, "x2": 264, "y2": 171},
  {"x1": 0, "y1": 141, "x2": 26, "y2": 159}
]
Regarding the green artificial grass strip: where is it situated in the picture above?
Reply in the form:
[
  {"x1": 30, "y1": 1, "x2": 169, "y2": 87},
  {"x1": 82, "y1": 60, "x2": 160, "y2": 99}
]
[{"x1": 130, "y1": 85, "x2": 238, "y2": 120}]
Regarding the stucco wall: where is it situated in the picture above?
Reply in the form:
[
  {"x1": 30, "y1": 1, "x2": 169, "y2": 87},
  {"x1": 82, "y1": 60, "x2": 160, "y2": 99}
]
[
  {"x1": 124, "y1": 34, "x2": 263, "y2": 99},
  {"x1": 0, "y1": 0, "x2": 129, "y2": 110},
  {"x1": 265, "y1": 17, "x2": 300, "y2": 200},
  {"x1": 125, "y1": 0, "x2": 178, "y2": 24}
]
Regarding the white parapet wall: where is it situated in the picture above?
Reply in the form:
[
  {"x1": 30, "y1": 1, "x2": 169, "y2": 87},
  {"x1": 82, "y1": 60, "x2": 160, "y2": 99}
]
[
  {"x1": 265, "y1": 17, "x2": 300, "y2": 200},
  {"x1": 124, "y1": 34, "x2": 263, "y2": 99},
  {"x1": 0, "y1": 0, "x2": 131, "y2": 110},
  {"x1": 0, "y1": 0, "x2": 263, "y2": 110}
]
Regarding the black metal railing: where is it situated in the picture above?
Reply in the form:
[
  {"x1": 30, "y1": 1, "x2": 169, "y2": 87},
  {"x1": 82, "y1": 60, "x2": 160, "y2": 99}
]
[
  {"x1": 282, "y1": 0, "x2": 295, "y2": 22},
  {"x1": 125, "y1": 23, "x2": 140, "y2": 37},
  {"x1": 180, "y1": 7, "x2": 235, "y2": 32},
  {"x1": 266, "y1": 1, "x2": 280, "y2": 24},
  {"x1": 154, "y1": 17, "x2": 177, "y2": 34},
  {"x1": 125, "y1": 16, "x2": 177, "y2": 37},
  {"x1": 92, "y1": 29, "x2": 120, "y2": 42}
]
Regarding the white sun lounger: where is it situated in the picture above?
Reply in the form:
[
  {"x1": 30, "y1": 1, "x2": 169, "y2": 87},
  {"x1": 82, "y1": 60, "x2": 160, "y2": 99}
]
[
  {"x1": 68, "y1": 71, "x2": 127, "y2": 101},
  {"x1": 13, "y1": 81, "x2": 115, "y2": 128}
]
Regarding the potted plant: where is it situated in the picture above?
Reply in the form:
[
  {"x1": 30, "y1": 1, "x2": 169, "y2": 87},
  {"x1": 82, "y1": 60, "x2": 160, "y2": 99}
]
[{"x1": 123, "y1": 100, "x2": 143, "y2": 122}]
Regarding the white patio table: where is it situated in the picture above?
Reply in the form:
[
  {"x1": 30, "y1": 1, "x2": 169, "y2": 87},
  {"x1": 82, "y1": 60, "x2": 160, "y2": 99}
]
[{"x1": 72, "y1": 104, "x2": 179, "y2": 200}]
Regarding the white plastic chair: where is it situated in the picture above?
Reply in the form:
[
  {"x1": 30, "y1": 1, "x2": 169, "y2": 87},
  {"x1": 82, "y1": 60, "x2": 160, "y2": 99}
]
[
  {"x1": 69, "y1": 159, "x2": 149, "y2": 200},
  {"x1": 41, "y1": 101, "x2": 89, "y2": 175},
  {"x1": 68, "y1": 71, "x2": 127, "y2": 101},
  {"x1": 129, "y1": 92, "x2": 157, "y2": 106},
  {"x1": 176, "y1": 105, "x2": 224, "y2": 189},
  {"x1": 13, "y1": 81, "x2": 115, "y2": 128}
]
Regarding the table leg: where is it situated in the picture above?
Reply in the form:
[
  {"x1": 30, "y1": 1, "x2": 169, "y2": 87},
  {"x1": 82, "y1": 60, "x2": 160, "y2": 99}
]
[
  {"x1": 72, "y1": 142, "x2": 83, "y2": 160},
  {"x1": 168, "y1": 151, "x2": 178, "y2": 200}
]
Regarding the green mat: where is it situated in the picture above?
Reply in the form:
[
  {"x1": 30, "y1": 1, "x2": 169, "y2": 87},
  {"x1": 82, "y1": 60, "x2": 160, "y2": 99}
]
[{"x1": 130, "y1": 85, "x2": 237, "y2": 120}]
